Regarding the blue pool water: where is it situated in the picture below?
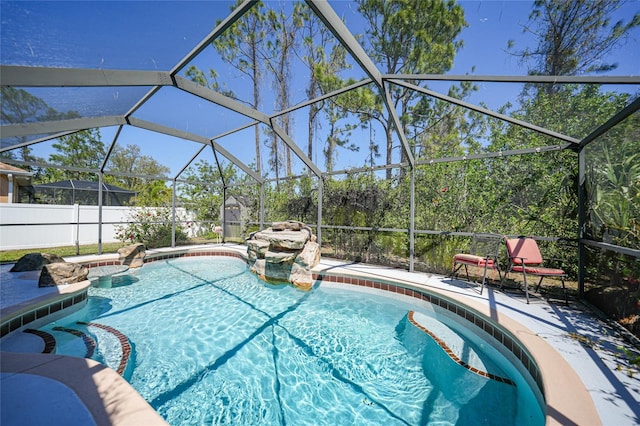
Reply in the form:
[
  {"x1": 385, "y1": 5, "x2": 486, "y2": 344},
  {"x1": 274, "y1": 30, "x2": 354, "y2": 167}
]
[{"x1": 42, "y1": 257, "x2": 544, "y2": 425}]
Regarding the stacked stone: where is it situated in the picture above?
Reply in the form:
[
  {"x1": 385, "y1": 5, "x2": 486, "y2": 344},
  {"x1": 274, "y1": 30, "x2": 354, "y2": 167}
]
[
  {"x1": 246, "y1": 221, "x2": 320, "y2": 290},
  {"x1": 10, "y1": 253, "x2": 88, "y2": 287}
]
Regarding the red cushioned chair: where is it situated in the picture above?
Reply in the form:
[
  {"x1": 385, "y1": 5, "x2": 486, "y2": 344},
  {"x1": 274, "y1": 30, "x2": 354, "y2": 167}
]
[
  {"x1": 502, "y1": 237, "x2": 567, "y2": 304},
  {"x1": 450, "y1": 234, "x2": 503, "y2": 295}
]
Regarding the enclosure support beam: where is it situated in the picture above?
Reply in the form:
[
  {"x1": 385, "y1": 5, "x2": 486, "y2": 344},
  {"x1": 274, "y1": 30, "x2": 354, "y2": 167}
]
[
  {"x1": 382, "y1": 86, "x2": 415, "y2": 168},
  {"x1": 172, "y1": 179, "x2": 177, "y2": 248},
  {"x1": 577, "y1": 148, "x2": 587, "y2": 298},
  {"x1": 317, "y1": 177, "x2": 323, "y2": 247},
  {"x1": 129, "y1": 117, "x2": 262, "y2": 183},
  {"x1": 271, "y1": 123, "x2": 322, "y2": 177},
  {"x1": 222, "y1": 186, "x2": 227, "y2": 243},
  {"x1": 0, "y1": 116, "x2": 126, "y2": 139},
  {"x1": 390, "y1": 79, "x2": 580, "y2": 146},
  {"x1": 305, "y1": 0, "x2": 415, "y2": 167},
  {"x1": 384, "y1": 73, "x2": 640, "y2": 85},
  {"x1": 578, "y1": 96, "x2": 640, "y2": 149},
  {"x1": 97, "y1": 126, "x2": 123, "y2": 256},
  {"x1": 170, "y1": 0, "x2": 256, "y2": 76},
  {"x1": 175, "y1": 145, "x2": 207, "y2": 181},
  {"x1": 409, "y1": 167, "x2": 415, "y2": 272},
  {"x1": 260, "y1": 182, "x2": 265, "y2": 231},
  {"x1": 0, "y1": 66, "x2": 173, "y2": 87},
  {"x1": 98, "y1": 172, "x2": 104, "y2": 255},
  {"x1": 0, "y1": 130, "x2": 77, "y2": 154},
  {"x1": 306, "y1": 1, "x2": 382, "y2": 86}
]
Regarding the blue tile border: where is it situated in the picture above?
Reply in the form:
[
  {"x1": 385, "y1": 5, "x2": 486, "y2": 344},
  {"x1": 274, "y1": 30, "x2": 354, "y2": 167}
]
[{"x1": 1, "y1": 292, "x2": 88, "y2": 338}]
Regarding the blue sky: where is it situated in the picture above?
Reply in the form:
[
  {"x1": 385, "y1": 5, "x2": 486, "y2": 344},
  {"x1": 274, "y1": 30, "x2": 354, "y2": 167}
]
[{"x1": 1, "y1": 0, "x2": 639, "y2": 179}]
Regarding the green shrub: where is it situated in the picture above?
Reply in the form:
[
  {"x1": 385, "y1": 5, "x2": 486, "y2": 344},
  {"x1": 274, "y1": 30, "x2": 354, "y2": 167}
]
[{"x1": 115, "y1": 207, "x2": 189, "y2": 249}]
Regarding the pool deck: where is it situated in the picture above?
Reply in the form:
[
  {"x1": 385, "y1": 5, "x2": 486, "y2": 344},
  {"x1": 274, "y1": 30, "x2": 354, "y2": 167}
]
[{"x1": 1, "y1": 243, "x2": 639, "y2": 425}]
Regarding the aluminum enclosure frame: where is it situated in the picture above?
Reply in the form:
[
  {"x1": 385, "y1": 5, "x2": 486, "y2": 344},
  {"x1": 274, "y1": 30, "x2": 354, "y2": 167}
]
[{"x1": 1, "y1": 0, "x2": 639, "y2": 296}]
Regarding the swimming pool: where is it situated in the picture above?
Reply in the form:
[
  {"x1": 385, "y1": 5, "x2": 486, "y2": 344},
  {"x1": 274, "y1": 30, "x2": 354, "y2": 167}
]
[{"x1": 40, "y1": 256, "x2": 544, "y2": 425}]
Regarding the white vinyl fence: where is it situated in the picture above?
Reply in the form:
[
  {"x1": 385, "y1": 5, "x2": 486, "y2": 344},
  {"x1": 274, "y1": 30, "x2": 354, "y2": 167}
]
[{"x1": 0, "y1": 204, "x2": 196, "y2": 251}]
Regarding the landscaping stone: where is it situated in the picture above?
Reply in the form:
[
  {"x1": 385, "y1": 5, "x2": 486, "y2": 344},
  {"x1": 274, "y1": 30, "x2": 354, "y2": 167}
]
[
  {"x1": 39, "y1": 262, "x2": 88, "y2": 287},
  {"x1": 10, "y1": 253, "x2": 66, "y2": 272},
  {"x1": 118, "y1": 243, "x2": 146, "y2": 268},
  {"x1": 295, "y1": 241, "x2": 320, "y2": 268}
]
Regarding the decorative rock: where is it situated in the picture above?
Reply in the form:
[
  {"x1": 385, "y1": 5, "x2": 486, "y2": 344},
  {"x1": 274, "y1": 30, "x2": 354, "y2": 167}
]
[
  {"x1": 265, "y1": 250, "x2": 298, "y2": 264},
  {"x1": 271, "y1": 220, "x2": 304, "y2": 231},
  {"x1": 39, "y1": 262, "x2": 88, "y2": 287},
  {"x1": 246, "y1": 239, "x2": 270, "y2": 258},
  {"x1": 246, "y1": 221, "x2": 320, "y2": 290},
  {"x1": 295, "y1": 241, "x2": 320, "y2": 268},
  {"x1": 249, "y1": 258, "x2": 267, "y2": 280},
  {"x1": 290, "y1": 263, "x2": 313, "y2": 290},
  {"x1": 254, "y1": 230, "x2": 309, "y2": 250},
  {"x1": 10, "y1": 253, "x2": 66, "y2": 272},
  {"x1": 118, "y1": 243, "x2": 146, "y2": 268}
]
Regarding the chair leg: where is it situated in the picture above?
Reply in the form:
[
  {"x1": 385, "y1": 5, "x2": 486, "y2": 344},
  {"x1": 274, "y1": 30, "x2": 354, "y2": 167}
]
[
  {"x1": 535, "y1": 276, "x2": 544, "y2": 292},
  {"x1": 450, "y1": 263, "x2": 463, "y2": 279},
  {"x1": 464, "y1": 265, "x2": 470, "y2": 282},
  {"x1": 522, "y1": 270, "x2": 530, "y2": 304},
  {"x1": 499, "y1": 263, "x2": 511, "y2": 290},
  {"x1": 561, "y1": 276, "x2": 568, "y2": 305},
  {"x1": 480, "y1": 265, "x2": 488, "y2": 295}
]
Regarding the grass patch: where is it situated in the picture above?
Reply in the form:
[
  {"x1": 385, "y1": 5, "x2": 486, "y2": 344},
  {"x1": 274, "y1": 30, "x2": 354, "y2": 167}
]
[{"x1": 0, "y1": 242, "x2": 127, "y2": 264}]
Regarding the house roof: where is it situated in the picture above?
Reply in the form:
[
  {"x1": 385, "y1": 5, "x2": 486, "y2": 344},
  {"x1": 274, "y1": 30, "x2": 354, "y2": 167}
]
[{"x1": 0, "y1": 162, "x2": 32, "y2": 176}]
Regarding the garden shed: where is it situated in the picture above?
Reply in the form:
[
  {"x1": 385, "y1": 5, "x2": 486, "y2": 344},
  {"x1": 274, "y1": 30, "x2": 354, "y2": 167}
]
[{"x1": 220, "y1": 195, "x2": 251, "y2": 240}]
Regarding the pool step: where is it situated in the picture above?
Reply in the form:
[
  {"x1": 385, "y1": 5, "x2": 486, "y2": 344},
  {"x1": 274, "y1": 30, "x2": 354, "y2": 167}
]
[
  {"x1": 52, "y1": 326, "x2": 97, "y2": 358},
  {"x1": 23, "y1": 329, "x2": 56, "y2": 353},
  {"x1": 15, "y1": 323, "x2": 132, "y2": 377},
  {"x1": 78, "y1": 322, "x2": 132, "y2": 376},
  {"x1": 408, "y1": 311, "x2": 514, "y2": 384}
]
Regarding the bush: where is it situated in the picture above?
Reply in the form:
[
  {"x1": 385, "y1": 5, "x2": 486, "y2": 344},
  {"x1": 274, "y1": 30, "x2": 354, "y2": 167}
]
[{"x1": 115, "y1": 207, "x2": 189, "y2": 249}]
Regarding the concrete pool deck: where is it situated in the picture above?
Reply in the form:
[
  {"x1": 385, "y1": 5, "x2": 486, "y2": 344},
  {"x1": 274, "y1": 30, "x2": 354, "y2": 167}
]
[{"x1": 1, "y1": 243, "x2": 639, "y2": 425}]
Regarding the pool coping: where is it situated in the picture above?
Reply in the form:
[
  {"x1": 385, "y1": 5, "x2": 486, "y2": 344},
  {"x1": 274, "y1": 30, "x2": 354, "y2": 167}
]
[
  {"x1": 309, "y1": 260, "x2": 600, "y2": 426},
  {"x1": 1, "y1": 351, "x2": 168, "y2": 426},
  {"x1": 0, "y1": 244, "x2": 600, "y2": 426}
]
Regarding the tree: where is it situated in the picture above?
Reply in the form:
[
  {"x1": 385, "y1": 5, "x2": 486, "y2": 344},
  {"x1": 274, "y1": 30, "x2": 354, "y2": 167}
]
[
  {"x1": 46, "y1": 129, "x2": 105, "y2": 181},
  {"x1": 509, "y1": 0, "x2": 640, "y2": 93},
  {"x1": 0, "y1": 87, "x2": 76, "y2": 177},
  {"x1": 495, "y1": 0, "x2": 640, "y2": 242},
  {"x1": 133, "y1": 180, "x2": 173, "y2": 207},
  {"x1": 294, "y1": 2, "x2": 328, "y2": 162},
  {"x1": 104, "y1": 144, "x2": 171, "y2": 206},
  {"x1": 409, "y1": 80, "x2": 480, "y2": 161},
  {"x1": 357, "y1": 0, "x2": 466, "y2": 179},
  {"x1": 179, "y1": 160, "x2": 237, "y2": 225},
  {"x1": 264, "y1": 7, "x2": 297, "y2": 179},
  {"x1": 311, "y1": 35, "x2": 364, "y2": 172},
  {"x1": 583, "y1": 95, "x2": 639, "y2": 248},
  {"x1": 212, "y1": 0, "x2": 270, "y2": 177}
]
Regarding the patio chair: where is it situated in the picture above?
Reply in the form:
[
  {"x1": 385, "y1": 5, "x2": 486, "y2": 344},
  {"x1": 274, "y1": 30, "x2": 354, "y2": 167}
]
[
  {"x1": 501, "y1": 237, "x2": 567, "y2": 304},
  {"x1": 450, "y1": 234, "x2": 503, "y2": 294}
]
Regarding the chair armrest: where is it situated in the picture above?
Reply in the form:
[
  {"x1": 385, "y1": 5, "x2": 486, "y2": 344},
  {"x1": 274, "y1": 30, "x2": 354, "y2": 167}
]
[{"x1": 544, "y1": 257, "x2": 565, "y2": 267}]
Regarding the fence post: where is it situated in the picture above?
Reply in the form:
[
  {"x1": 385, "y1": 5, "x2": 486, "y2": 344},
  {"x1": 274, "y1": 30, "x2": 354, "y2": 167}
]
[{"x1": 73, "y1": 203, "x2": 80, "y2": 255}]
